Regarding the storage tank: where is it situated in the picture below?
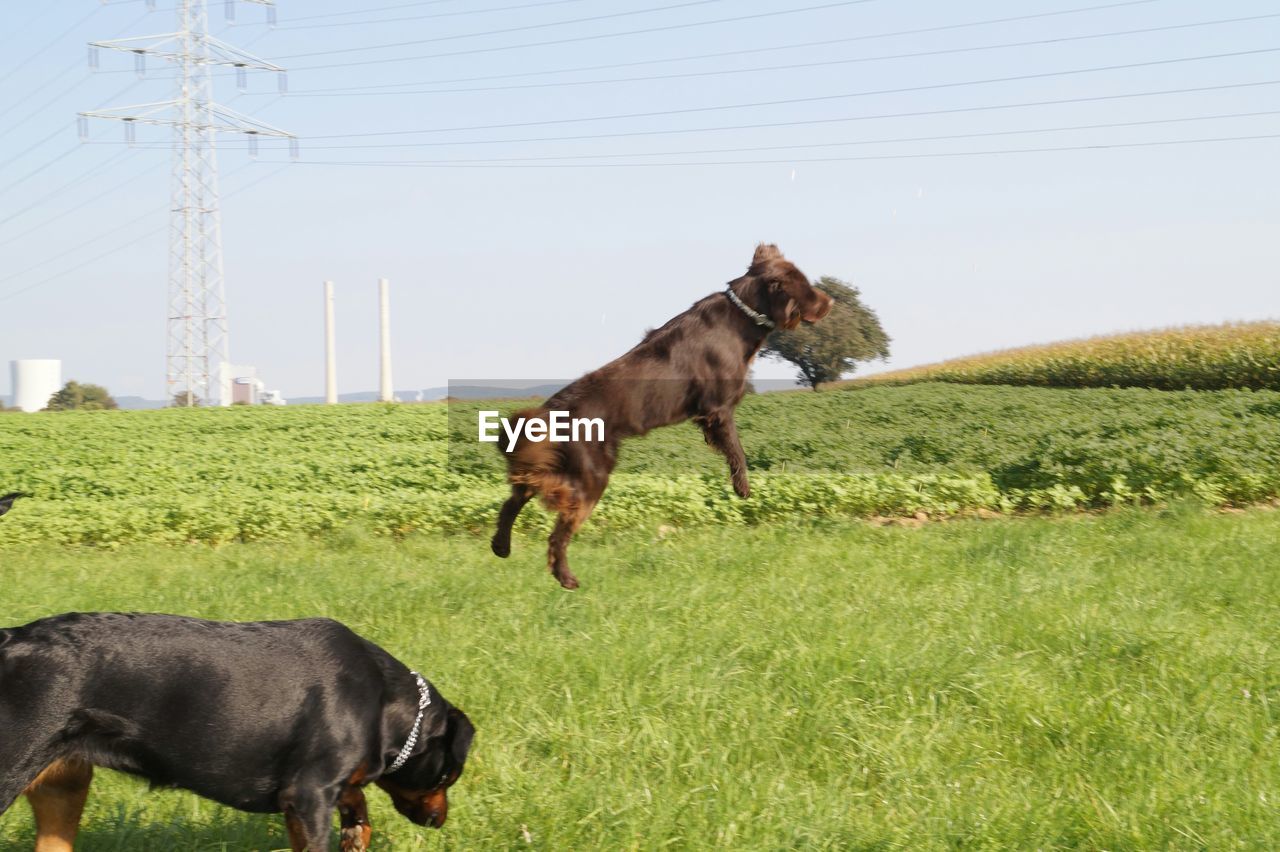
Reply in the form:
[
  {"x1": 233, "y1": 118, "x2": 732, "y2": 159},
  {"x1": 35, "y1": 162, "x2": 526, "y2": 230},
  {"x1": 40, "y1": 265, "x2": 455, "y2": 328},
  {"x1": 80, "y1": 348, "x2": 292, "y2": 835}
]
[{"x1": 10, "y1": 359, "x2": 62, "y2": 412}]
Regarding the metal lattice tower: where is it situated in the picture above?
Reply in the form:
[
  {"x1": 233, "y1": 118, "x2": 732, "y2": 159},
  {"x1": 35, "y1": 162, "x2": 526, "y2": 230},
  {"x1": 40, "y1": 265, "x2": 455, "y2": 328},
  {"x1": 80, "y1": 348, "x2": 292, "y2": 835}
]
[{"x1": 80, "y1": 0, "x2": 292, "y2": 406}]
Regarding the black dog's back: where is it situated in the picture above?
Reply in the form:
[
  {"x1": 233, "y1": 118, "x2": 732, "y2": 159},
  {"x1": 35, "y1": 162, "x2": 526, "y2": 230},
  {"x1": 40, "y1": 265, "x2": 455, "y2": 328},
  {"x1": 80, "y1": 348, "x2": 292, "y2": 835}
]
[{"x1": 0, "y1": 613, "x2": 397, "y2": 813}]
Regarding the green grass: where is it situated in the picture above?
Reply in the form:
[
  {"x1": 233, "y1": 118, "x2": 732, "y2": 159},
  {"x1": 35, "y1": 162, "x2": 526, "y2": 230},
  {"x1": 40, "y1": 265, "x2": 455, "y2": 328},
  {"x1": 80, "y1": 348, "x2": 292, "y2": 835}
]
[{"x1": 4, "y1": 508, "x2": 1280, "y2": 849}]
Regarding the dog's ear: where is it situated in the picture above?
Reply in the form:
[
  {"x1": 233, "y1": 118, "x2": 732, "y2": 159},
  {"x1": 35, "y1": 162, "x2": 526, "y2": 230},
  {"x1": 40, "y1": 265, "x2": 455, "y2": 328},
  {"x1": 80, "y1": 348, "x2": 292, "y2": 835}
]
[
  {"x1": 765, "y1": 281, "x2": 802, "y2": 330},
  {"x1": 752, "y1": 243, "x2": 782, "y2": 265},
  {"x1": 447, "y1": 707, "x2": 475, "y2": 769}
]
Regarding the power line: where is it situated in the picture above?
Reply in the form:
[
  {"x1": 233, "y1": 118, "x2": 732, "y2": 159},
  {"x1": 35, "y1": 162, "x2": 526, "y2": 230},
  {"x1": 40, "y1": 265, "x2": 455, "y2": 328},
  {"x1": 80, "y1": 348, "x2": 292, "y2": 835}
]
[
  {"x1": 0, "y1": 161, "x2": 288, "y2": 303},
  {"x1": 0, "y1": 74, "x2": 146, "y2": 146},
  {"x1": 0, "y1": 207, "x2": 165, "y2": 292},
  {"x1": 300, "y1": 48, "x2": 1280, "y2": 139},
  {"x1": 0, "y1": 9, "x2": 153, "y2": 125},
  {"x1": 0, "y1": 126, "x2": 74, "y2": 175},
  {"x1": 0, "y1": 223, "x2": 167, "y2": 304},
  {"x1": 286, "y1": 0, "x2": 889, "y2": 70},
  {"x1": 249, "y1": 110, "x2": 1280, "y2": 164},
  {"x1": 273, "y1": 13, "x2": 1280, "y2": 98},
  {"x1": 0, "y1": 157, "x2": 254, "y2": 281},
  {"x1": 0, "y1": 4, "x2": 63, "y2": 52},
  {"x1": 237, "y1": 0, "x2": 485, "y2": 22},
  {"x1": 0, "y1": 148, "x2": 135, "y2": 229},
  {"x1": 110, "y1": 79, "x2": 1280, "y2": 152},
  {"x1": 111, "y1": 0, "x2": 1170, "y2": 79},
  {"x1": 268, "y1": 132, "x2": 1280, "y2": 169},
  {"x1": 272, "y1": 0, "x2": 1177, "y2": 93},
  {"x1": 0, "y1": 78, "x2": 148, "y2": 211},
  {"x1": 277, "y1": 0, "x2": 832, "y2": 59},
  {"x1": 0, "y1": 4, "x2": 104, "y2": 88},
  {"x1": 0, "y1": 157, "x2": 161, "y2": 251},
  {"x1": 258, "y1": 0, "x2": 605, "y2": 30}
]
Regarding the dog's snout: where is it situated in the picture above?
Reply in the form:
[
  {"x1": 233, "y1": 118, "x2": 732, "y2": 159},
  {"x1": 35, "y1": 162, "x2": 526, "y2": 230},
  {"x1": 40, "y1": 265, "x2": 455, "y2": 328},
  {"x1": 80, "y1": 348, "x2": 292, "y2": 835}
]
[{"x1": 805, "y1": 290, "x2": 834, "y2": 322}]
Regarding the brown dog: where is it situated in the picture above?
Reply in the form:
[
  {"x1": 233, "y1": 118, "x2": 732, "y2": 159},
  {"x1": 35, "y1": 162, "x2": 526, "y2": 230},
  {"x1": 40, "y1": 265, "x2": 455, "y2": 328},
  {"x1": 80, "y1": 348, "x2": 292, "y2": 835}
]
[{"x1": 491, "y1": 244, "x2": 832, "y2": 588}]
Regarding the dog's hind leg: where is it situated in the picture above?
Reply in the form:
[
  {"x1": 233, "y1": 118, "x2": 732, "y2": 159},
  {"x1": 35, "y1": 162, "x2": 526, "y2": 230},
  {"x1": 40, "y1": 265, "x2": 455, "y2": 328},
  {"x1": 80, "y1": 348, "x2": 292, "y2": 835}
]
[
  {"x1": 547, "y1": 500, "x2": 597, "y2": 591},
  {"x1": 0, "y1": 740, "x2": 58, "y2": 817},
  {"x1": 491, "y1": 484, "x2": 534, "y2": 558},
  {"x1": 26, "y1": 758, "x2": 93, "y2": 852}
]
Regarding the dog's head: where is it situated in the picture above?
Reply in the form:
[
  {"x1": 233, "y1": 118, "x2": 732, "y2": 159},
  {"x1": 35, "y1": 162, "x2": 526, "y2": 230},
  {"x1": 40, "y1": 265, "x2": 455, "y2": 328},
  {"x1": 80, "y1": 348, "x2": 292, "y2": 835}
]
[
  {"x1": 748, "y1": 244, "x2": 833, "y2": 330},
  {"x1": 378, "y1": 701, "x2": 475, "y2": 829}
]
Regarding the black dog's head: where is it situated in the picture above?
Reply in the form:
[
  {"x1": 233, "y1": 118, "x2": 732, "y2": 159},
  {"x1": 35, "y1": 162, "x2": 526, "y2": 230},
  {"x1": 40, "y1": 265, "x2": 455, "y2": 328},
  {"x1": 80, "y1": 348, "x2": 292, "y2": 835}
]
[
  {"x1": 748, "y1": 244, "x2": 833, "y2": 330},
  {"x1": 378, "y1": 703, "x2": 475, "y2": 828}
]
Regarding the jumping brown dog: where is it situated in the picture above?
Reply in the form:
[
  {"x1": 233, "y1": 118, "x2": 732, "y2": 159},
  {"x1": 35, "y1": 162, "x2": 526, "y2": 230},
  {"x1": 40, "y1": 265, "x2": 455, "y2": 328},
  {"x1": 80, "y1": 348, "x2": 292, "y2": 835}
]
[{"x1": 491, "y1": 244, "x2": 832, "y2": 589}]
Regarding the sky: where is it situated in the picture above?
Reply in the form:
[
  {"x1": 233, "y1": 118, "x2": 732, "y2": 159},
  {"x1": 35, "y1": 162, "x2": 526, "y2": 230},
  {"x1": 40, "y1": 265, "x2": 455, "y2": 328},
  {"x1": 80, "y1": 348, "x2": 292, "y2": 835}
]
[{"x1": 0, "y1": 0, "x2": 1277, "y2": 401}]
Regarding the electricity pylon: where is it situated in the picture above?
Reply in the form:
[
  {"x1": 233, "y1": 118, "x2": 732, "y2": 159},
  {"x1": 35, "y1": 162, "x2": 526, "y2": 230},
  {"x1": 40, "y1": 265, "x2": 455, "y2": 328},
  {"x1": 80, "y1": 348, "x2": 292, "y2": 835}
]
[{"x1": 80, "y1": 0, "x2": 293, "y2": 407}]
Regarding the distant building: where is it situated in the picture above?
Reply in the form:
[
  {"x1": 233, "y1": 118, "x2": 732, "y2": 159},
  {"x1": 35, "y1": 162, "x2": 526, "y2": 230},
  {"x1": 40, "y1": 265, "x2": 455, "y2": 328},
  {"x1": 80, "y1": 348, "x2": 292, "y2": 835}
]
[
  {"x1": 9, "y1": 359, "x2": 61, "y2": 412},
  {"x1": 220, "y1": 363, "x2": 285, "y2": 406}
]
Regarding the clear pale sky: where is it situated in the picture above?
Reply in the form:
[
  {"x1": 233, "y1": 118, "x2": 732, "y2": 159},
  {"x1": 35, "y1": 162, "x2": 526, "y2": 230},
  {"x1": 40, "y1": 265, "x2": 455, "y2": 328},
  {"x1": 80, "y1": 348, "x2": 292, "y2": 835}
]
[{"x1": 1, "y1": 0, "x2": 1277, "y2": 400}]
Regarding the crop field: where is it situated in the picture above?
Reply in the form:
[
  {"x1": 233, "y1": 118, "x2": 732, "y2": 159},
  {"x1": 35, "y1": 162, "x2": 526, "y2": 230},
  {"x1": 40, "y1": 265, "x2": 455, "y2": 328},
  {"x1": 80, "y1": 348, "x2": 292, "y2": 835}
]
[
  {"x1": 2, "y1": 383, "x2": 1279, "y2": 549},
  {"x1": 845, "y1": 322, "x2": 1280, "y2": 391},
  {"x1": 1, "y1": 508, "x2": 1279, "y2": 849}
]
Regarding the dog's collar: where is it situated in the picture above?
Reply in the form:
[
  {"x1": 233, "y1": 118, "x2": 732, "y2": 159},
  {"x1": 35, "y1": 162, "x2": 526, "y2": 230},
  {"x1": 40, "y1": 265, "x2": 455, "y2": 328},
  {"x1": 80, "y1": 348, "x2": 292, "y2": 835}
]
[
  {"x1": 387, "y1": 672, "x2": 431, "y2": 774},
  {"x1": 725, "y1": 286, "x2": 775, "y2": 329}
]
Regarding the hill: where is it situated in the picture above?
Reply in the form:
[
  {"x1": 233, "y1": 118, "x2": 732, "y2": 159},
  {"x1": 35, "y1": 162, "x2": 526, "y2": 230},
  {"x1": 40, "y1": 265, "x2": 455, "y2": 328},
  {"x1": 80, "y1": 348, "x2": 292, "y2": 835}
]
[{"x1": 844, "y1": 321, "x2": 1280, "y2": 390}]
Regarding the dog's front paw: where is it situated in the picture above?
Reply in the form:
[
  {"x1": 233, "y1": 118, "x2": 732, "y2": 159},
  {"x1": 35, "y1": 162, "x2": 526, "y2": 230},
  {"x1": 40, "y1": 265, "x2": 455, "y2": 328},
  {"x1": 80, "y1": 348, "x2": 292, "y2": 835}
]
[
  {"x1": 340, "y1": 824, "x2": 371, "y2": 852},
  {"x1": 733, "y1": 479, "x2": 751, "y2": 499}
]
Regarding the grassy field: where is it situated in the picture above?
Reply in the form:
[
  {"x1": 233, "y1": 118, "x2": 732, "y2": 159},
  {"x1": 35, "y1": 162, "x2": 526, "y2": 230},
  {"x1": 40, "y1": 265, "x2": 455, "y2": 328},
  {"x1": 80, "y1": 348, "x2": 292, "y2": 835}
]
[
  {"x1": 3, "y1": 384, "x2": 1280, "y2": 548},
  {"x1": 845, "y1": 321, "x2": 1280, "y2": 391},
  {"x1": 2, "y1": 508, "x2": 1279, "y2": 849}
]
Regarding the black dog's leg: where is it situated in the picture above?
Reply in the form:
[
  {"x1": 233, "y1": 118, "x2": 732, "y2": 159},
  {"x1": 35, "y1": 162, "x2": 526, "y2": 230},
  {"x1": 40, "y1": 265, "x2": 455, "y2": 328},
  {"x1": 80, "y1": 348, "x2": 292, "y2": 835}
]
[
  {"x1": 697, "y1": 411, "x2": 750, "y2": 498},
  {"x1": 27, "y1": 758, "x2": 93, "y2": 852},
  {"x1": 337, "y1": 786, "x2": 372, "y2": 852},
  {"x1": 282, "y1": 787, "x2": 337, "y2": 852},
  {"x1": 491, "y1": 485, "x2": 533, "y2": 558}
]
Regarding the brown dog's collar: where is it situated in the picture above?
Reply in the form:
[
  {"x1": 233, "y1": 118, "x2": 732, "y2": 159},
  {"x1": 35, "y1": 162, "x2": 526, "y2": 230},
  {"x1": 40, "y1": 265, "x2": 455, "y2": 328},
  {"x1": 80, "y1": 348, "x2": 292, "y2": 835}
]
[{"x1": 725, "y1": 287, "x2": 775, "y2": 329}]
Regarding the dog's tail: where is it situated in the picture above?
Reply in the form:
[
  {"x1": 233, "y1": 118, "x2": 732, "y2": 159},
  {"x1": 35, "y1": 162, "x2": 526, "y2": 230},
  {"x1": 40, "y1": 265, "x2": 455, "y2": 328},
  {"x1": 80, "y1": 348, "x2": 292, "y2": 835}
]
[{"x1": 500, "y1": 408, "x2": 577, "y2": 511}]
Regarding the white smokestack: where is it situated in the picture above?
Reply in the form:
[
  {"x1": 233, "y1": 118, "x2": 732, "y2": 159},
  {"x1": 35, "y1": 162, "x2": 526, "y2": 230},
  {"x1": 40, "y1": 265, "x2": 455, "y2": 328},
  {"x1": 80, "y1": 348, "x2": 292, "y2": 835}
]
[
  {"x1": 10, "y1": 359, "x2": 62, "y2": 413},
  {"x1": 324, "y1": 280, "x2": 337, "y2": 405},
  {"x1": 379, "y1": 278, "x2": 394, "y2": 403}
]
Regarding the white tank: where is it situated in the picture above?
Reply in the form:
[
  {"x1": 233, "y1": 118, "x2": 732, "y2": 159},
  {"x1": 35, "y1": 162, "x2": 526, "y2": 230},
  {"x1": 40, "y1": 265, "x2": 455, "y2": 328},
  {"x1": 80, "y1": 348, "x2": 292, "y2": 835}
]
[{"x1": 10, "y1": 359, "x2": 62, "y2": 412}]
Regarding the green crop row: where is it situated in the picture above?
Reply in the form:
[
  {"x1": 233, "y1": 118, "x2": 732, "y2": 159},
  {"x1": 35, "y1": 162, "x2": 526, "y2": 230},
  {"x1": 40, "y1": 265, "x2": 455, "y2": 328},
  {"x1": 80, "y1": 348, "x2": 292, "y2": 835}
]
[
  {"x1": 845, "y1": 321, "x2": 1280, "y2": 390},
  {"x1": 2, "y1": 383, "x2": 1278, "y2": 547}
]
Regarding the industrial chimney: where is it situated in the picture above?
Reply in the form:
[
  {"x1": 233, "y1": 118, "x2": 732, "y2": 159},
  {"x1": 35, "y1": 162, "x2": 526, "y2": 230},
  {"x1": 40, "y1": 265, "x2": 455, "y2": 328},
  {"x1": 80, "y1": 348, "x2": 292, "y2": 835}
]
[
  {"x1": 379, "y1": 278, "x2": 394, "y2": 403},
  {"x1": 10, "y1": 360, "x2": 62, "y2": 413}
]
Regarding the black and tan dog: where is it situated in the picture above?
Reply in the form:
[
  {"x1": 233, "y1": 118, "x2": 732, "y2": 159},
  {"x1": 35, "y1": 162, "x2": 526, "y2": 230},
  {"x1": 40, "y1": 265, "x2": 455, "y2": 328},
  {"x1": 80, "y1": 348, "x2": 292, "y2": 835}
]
[{"x1": 0, "y1": 612, "x2": 474, "y2": 851}]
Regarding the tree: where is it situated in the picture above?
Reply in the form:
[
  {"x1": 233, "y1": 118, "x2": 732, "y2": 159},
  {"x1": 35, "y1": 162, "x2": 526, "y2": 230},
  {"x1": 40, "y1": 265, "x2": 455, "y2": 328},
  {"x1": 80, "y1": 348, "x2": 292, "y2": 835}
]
[
  {"x1": 45, "y1": 381, "x2": 118, "y2": 411},
  {"x1": 172, "y1": 391, "x2": 202, "y2": 408},
  {"x1": 763, "y1": 276, "x2": 890, "y2": 390}
]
